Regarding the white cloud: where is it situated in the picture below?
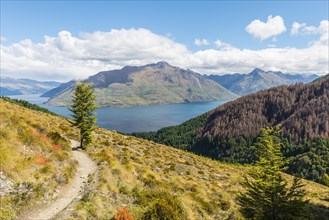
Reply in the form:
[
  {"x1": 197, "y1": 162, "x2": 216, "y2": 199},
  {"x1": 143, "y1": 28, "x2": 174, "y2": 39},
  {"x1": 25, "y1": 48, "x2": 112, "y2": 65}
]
[
  {"x1": 246, "y1": 15, "x2": 287, "y2": 41},
  {"x1": 214, "y1": 40, "x2": 223, "y2": 48},
  {"x1": 194, "y1": 38, "x2": 210, "y2": 46},
  {"x1": 1, "y1": 28, "x2": 189, "y2": 81},
  {"x1": 291, "y1": 20, "x2": 329, "y2": 46},
  {"x1": 214, "y1": 39, "x2": 236, "y2": 51},
  {"x1": 0, "y1": 27, "x2": 328, "y2": 82},
  {"x1": 0, "y1": 36, "x2": 6, "y2": 42},
  {"x1": 291, "y1": 20, "x2": 328, "y2": 36}
]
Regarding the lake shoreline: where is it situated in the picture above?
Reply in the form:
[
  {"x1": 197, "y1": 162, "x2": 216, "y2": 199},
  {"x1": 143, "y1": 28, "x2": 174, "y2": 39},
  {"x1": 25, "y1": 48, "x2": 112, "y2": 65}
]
[{"x1": 8, "y1": 94, "x2": 230, "y2": 133}]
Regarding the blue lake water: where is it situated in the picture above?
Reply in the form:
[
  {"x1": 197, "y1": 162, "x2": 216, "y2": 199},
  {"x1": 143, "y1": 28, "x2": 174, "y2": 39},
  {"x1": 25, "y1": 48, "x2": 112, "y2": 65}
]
[{"x1": 8, "y1": 94, "x2": 229, "y2": 133}]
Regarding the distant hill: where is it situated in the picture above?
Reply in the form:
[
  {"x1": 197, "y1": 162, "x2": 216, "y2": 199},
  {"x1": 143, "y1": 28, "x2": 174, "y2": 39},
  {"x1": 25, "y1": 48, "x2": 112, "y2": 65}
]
[
  {"x1": 134, "y1": 77, "x2": 329, "y2": 184},
  {"x1": 208, "y1": 68, "x2": 319, "y2": 95},
  {"x1": 0, "y1": 77, "x2": 61, "y2": 95},
  {"x1": 41, "y1": 80, "x2": 76, "y2": 98},
  {"x1": 313, "y1": 74, "x2": 329, "y2": 82},
  {"x1": 44, "y1": 61, "x2": 238, "y2": 107},
  {"x1": 0, "y1": 87, "x2": 22, "y2": 96}
]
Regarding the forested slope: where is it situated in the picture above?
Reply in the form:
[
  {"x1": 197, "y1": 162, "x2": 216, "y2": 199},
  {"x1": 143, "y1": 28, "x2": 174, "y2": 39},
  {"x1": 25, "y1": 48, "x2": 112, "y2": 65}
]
[{"x1": 134, "y1": 75, "x2": 329, "y2": 184}]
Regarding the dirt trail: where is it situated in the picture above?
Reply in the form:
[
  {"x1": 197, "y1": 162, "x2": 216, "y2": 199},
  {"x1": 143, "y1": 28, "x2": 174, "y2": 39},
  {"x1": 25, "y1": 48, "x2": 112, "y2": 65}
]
[{"x1": 24, "y1": 140, "x2": 97, "y2": 220}]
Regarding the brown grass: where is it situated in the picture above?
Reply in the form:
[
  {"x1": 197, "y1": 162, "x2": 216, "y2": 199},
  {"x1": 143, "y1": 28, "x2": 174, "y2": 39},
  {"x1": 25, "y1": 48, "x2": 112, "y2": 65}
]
[
  {"x1": 34, "y1": 154, "x2": 48, "y2": 165},
  {"x1": 114, "y1": 207, "x2": 134, "y2": 220}
]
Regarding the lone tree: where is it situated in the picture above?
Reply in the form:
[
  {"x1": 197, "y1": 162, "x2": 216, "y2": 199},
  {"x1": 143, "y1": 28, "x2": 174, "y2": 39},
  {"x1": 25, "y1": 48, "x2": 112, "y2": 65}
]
[
  {"x1": 237, "y1": 126, "x2": 308, "y2": 220},
  {"x1": 70, "y1": 82, "x2": 98, "y2": 149}
]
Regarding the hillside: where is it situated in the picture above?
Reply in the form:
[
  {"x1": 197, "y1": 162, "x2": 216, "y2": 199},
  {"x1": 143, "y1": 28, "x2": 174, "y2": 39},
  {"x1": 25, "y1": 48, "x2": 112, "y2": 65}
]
[
  {"x1": 134, "y1": 76, "x2": 329, "y2": 184},
  {"x1": 41, "y1": 80, "x2": 76, "y2": 98},
  {"x1": 0, "y1": 99, "x2": 77, "y2": 219},
  {"x1": 44, "y1": 61, "x2": 237, "y2": 107},
  {"x1": 208, "y1": 68, "x2": 319, "y2": 95},
  {"x1": 1, "y1": 98, "x2": 328, "y2": 219},
  {"x1": 0, "y1": 77, "x2": 60, "y2": 95}
]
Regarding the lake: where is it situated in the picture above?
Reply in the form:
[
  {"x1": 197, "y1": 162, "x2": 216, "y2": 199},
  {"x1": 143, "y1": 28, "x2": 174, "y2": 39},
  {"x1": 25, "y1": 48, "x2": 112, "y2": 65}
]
[{"x1": 8, "y1": 94, "x2": 230, "y2": 133}]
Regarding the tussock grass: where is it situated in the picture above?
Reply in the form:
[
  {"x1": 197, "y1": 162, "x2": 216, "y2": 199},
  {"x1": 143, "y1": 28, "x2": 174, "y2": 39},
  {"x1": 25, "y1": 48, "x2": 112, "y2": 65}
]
[
  {"x1": 1, "y1": 99, "x2": 328, "y2": 220},
  {"x1": 0, "y1": 100, "x2": 77, "y2": 219},
  {"x1": 69, "y1": 126, "x2": 329, "y2": 219}
]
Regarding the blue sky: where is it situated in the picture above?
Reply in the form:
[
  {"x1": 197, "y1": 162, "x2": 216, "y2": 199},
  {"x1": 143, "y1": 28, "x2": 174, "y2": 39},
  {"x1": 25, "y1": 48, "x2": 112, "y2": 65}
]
[{"x1": 1, "y1": 1, "x2": 328, "y2": 81}]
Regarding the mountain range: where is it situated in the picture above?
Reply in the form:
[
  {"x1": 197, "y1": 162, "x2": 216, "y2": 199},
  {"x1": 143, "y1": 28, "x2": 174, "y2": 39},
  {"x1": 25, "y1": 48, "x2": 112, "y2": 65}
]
[
  {"x1": 0, "y1": 77, "x2": 61, "y2": 96},
  {"x1": 208, "y1": 68, "x2": 319, "y2": 95},
  {"x1": 42, "y1": 62, "x2": 321, "y2": 108},
  {"x1": 135, "y1": 75, "x2": 329, "y2": 184},
  {"x1": 43, "y1": 61, "x2": 237, "y2": 107}
]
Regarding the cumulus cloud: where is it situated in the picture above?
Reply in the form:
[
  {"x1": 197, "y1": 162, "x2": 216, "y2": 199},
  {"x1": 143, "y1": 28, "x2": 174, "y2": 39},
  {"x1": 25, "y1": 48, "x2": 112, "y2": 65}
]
[
  {"x1": 214, "y1": 39, "x2": 236, "y2": 51},
  {"x1": 246, "y1": 15, "x2": 286, "y2": 41},
  {"x1": 1, "y1": 28, "x2": 189, "y2": 81},
  {"x1": 0, "y1": 27, "x2": 328, "y2": 81},
  {"x1": 291, "y1": 20, "x2": 328, "y2": 35},
  {"x1": 291, "y1": 20, "x2": 329, "y2": 46},
  {"x1": 194, "y1": 38, "x2": 210, "y2": 46}
]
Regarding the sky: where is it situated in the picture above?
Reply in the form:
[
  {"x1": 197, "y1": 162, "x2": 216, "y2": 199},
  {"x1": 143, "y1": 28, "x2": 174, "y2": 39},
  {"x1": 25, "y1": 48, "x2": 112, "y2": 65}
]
[{"x1": 1, "y1": 0, "x2": 328, "y2": 81}]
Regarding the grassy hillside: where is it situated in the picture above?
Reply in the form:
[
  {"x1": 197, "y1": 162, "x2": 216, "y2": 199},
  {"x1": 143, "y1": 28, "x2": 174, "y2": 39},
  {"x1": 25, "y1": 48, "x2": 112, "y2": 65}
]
[
  {"x1": 1, "y1": 99, "x2": 328, "y2": 219},
  {"x1": 0, "y1": 99, "x2": 77, "y2": 219},
  {"x1": 67, "y1": 127, "x2": 328, "y2": 220}
]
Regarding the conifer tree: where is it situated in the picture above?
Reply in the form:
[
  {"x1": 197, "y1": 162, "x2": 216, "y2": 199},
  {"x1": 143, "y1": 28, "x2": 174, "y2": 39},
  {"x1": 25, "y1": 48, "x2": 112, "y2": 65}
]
[
  {"x1": 237, "y1": 126, "x2": 308, "y2": 220},
  {"x1": 70, "y1": 82, "x2": 98, "y2": 149}
]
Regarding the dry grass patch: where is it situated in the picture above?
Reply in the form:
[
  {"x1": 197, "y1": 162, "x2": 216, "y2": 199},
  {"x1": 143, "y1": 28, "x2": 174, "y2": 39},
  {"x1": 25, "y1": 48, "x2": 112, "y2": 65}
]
[{"x1": 0, "y1": 100, "x2": 77, "y2": 219}]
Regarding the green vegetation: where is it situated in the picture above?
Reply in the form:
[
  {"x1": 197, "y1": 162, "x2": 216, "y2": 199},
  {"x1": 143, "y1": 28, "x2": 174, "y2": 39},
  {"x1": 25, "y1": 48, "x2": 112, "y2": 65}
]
[
  {"x1": 134, "y1": 77, "x2": 329, "y2": 185},
  {"x1": 70, "y1": 82, "x2": 98, "y2": 149},
  {"x1": 136, "y1": 190, "x2": 186, "y2": 220},
  {"x1": 0, "y1": 96, "x2": 58, "y2": 116},
  {"x1": 133, "y1": 114, "x2": 206, "y2": 149},
  {"x1": 237, "y1": 126, "x2": 308, "y2": 220},
  {"x1": 137, "y1": 125, "x2": 329, "y2": 186}
]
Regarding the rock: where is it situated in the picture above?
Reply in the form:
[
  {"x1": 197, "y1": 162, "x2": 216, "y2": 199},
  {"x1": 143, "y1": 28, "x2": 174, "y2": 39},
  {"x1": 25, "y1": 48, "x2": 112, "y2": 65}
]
[{"x1": 0, "y1": 172, "x2": 14, "y2": 195}]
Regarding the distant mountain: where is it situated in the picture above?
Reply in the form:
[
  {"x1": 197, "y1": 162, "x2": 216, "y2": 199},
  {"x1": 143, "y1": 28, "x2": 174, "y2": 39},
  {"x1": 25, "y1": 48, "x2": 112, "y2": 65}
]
[
  {"x1": 134, "y1": 77, "x2": 329, "y2": 184},
  {"x1": 0, "y1": 77, "x2": 61, "y2": 95},
  {"x1": 44, "y1": 61, "x2": 238, "y2": 107},
  {"x1": 208, "y1": 68, "x2": 319, "y2": 95},
  {"x1": 0, "y1": 87, "x2": 22, "y2": 96},
  {"x1": 41, "y1": 80, "x2": 76, "y2": 98}
]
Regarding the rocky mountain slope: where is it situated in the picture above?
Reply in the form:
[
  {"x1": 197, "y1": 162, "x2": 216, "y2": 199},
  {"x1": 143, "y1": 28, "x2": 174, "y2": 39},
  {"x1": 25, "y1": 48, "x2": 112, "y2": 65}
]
[
  {"x1": 208, "y1": 68, "x2": 319, "y2": 95},
  {"x1": 41, "y1": 80, "x2": 76, "y2": 98},
  {"x1": 0, "y1": 77, "x2": 60, "y2": 95},
  {"x1": 135, "y1": 75, "x2": 329, "y2": 184},
  {"x1": 0, "y1": 98, "x2": 328, "y2": 219},
  {"x1": 44, "y1": 62, "x2": 237, "y2": 107}
]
